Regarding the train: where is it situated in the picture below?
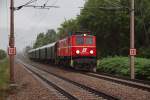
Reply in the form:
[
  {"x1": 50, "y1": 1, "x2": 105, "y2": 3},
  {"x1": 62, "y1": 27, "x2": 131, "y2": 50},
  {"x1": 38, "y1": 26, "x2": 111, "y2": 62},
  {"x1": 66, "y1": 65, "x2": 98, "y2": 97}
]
[{"x1": 28, "y1": 31, "x2": 97, "y2": 71}]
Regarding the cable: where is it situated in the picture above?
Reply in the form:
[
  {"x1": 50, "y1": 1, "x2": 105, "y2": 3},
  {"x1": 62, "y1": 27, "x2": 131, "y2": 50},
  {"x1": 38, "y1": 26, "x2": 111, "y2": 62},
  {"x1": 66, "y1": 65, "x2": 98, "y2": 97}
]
[
  {"x1": 16, "y1": 0, "x2": 38, "y2": 10},
  {"x1": 43, "y1": 0, "x2": 50, "y2": 6},
  {"x1": 29, "y1": 0, "x2": 59, "y2": 30},
  {"x1": 16, "y1": 0, "x2": 59, "y2": 46},
  {"x1": 16, "y1": 0, "x2": 59, "y2": 10},
  {"x1": 22, "y1": 0, "x2": 38, "y2": 6}
]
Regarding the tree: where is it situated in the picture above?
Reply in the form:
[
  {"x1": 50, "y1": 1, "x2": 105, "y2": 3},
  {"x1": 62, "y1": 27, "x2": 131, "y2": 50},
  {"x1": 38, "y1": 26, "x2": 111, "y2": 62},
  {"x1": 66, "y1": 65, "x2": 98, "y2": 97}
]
[
  {"x1": 75, "y1": 0, "x2": 150, "y2": 58},
  {"x1": 57, "y1": 19, "x2": 80, "y2": 39},
  {"x1": 33, "y1": 29, "x2": 57, "y2": 48},
  {"x1": 32, "y1": 0, "x2": 150, "y2": 58},
  {"x1": 44, "y1": 29, "x2": 57, "y2": 44},
  {"x1": 0, "y1": 49, "x2": 7, "y2": 60},
  {"x1": 77, "y1": 0, "x2": 130, "y2": 57},
  {"x1": 33, "y1": 33, "x2": 45, "y2": 48}
]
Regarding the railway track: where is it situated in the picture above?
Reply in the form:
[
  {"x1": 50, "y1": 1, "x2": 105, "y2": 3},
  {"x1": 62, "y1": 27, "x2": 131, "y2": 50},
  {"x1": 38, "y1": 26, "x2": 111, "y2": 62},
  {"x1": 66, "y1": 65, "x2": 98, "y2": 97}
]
[
  {"x1": 22, "y1": 58, "x2": 150, "y2": 92},
  {"x1": 18, "y1": 59, "x2": 118, "y2": 100},
  {"x1": 82, "y1": 72, "x2": 150, "y2": 92},
  {"x1": 47, "y1": 63, "x2": 150, "y2": 92},
  {"x1": 41, "y1": 62, "x2": 150, "y2": 92},
  {"x1": 22, "y1": 57, "x2": 150, "y2": 93},
  {"x1": 60, "y1": 67, "x2": 150, "y2": 92}
]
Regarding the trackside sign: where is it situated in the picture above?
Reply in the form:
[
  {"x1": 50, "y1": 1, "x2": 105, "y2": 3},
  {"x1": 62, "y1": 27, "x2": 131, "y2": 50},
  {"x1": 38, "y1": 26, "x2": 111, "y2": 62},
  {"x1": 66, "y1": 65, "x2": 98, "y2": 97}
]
[
  {"x1": 130, "y1": 48, "x2": 136, "y2": 56},
  {"x1": 8, "y1": 47, "x2": 16, "y2": 55}
]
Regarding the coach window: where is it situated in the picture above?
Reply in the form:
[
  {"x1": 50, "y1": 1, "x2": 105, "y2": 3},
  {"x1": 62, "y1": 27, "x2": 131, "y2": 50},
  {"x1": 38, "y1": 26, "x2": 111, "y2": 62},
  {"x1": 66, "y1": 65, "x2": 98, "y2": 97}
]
[
  {"x1": 86, "y1": 37, "x2": 93, "y2": 44},
  {"x1": 76, "y1": 36, "x2": 84, "y2": 45}
]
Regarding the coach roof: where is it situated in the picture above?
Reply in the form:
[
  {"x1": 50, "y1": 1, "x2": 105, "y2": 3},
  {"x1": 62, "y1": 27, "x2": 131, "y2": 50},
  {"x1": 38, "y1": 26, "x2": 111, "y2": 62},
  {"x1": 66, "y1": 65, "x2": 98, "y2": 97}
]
[{"x1": 28, "y1": 42, "x2": 56, "y2": 53}]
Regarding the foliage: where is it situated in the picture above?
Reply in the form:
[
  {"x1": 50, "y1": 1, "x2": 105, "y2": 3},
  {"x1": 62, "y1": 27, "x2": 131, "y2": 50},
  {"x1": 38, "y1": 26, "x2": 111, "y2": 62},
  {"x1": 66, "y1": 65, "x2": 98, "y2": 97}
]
[
  {"x1": 0, "y1": 50, "x2": 7, "y2": 60},
  {"x1": 77, "y1": 0, "x2": 130, "y2": 57},
  {"x1": 57, "y1": 0, "x2": 150, "y2": 58},
  {"x1": 0, "y1": 58, "x2": 9, "y2": 89},
  {"x1": 33, "y1": 29, "x2": 57, "y2": 48},
  {"x1": 32, "y1": 0, "x2": 150, "y2": 58},
  {"x1": 33, "y1": 32, "x2": 45, "y2": 48},
  {"x1": 0, "y1": 58, "x2": 9, "y2": 100},
  {"x1": 138, "y1": 47, "x2": 150, "y2": 58},
  {"x1": 97, "y1": 57, "x2": 150, "y2": 80},
  {"x1": 44, "y1": 29, "x2": 57, "y2": 44},
  {"x1": 57, "y1": 19, "x2": 80, "y2": 39}
]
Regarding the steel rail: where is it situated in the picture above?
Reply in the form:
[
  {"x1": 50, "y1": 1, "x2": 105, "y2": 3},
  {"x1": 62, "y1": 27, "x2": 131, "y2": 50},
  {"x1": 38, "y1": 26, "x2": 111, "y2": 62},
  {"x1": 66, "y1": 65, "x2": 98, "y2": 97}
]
[
  {"x1": 94, "y1": 72, "x2": 150, "y2": 85},
  {"x1": 83, "y1": 72, "x2": 150, "y2": 92},
  {"x1": 24, "y1": 59, "x2": 150, "y2": 92},
  {"x1": 19, "y1": 60, "x2": 118, "y2": 100},
  {"x1": 19, "y1": 60, "x2": 78, "y2": 100}
]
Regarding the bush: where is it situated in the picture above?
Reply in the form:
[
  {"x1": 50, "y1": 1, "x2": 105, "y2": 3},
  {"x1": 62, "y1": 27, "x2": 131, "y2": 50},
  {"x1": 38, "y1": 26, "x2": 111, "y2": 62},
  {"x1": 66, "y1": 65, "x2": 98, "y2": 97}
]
[
  {"x1": 138, "y1": 47, "x2": 150, "y2": 58},
  {"x1": 97, "y1": 56, "x2": 150, "y2": 80},
  {"x1": 0, "y1": 58, "x2": 9, "y2": 100},
  {"x1": 0, "y1": 50, "x2": 7, "y2": 60},
  {"x1": 0, "y1": 58, "x2": 9, "y2": 89}
]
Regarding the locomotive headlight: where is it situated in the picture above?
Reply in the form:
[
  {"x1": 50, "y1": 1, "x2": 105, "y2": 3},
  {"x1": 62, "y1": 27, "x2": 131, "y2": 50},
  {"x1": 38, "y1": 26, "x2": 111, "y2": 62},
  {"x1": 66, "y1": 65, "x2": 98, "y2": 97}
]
[
  {"x1": 90, "y1": 50, "x2": 94, "y2": 54},
  {"x1": 76, "y1": 50, "x2": 80, "y2": 54}
]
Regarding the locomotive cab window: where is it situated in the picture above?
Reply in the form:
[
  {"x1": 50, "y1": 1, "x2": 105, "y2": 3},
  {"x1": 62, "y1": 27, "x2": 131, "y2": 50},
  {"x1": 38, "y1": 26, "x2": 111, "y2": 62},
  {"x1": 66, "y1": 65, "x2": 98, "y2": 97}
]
[
  {"x1": 86, "y1": 37, "x2": 93, "y2": 45},
  {"x1": 76, "y1": 36, "x2": 84, "y2": 45}
]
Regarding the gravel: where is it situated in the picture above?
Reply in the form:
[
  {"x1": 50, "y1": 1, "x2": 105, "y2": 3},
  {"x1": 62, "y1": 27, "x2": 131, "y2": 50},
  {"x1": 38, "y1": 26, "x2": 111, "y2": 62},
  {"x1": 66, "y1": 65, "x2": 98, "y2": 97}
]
[
  {"x1": 30, "y1": 65, "x2": 105, "y2": 100},
  {"x1": 7, "y1": 62, "x2": 67, "y2": 100},
  {"x1": 30, "y1": 61, "x2": 150, "y2": 100}
]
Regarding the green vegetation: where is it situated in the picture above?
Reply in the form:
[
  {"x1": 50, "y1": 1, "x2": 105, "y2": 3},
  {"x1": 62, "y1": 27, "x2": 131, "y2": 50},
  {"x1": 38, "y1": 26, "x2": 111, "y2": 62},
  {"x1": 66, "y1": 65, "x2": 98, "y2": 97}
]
[
  {"x1": 97, "y1": 57, "x2": 150, "y2": 80},
  {"x1": 0, "y1": 58, "x2": 9, "y2": 99},
  {"x1": 57, "y1": 19, "x2": 80, "y2": 38},
  {"x1": 57, "y1": 0, "x2": 150, "y2": 58},
  {"x1": 33, "y1": 0, "x2": 150, "y2": 58},
  {"x1": 0, "y1": 49, "x2": 7, "y2": 60},
  {"x1": 33, "y1": 29, "x2": 57, "y2": 48},
  {"x1": 31, "y1": 0, "x2": 150, "y2": 81}
]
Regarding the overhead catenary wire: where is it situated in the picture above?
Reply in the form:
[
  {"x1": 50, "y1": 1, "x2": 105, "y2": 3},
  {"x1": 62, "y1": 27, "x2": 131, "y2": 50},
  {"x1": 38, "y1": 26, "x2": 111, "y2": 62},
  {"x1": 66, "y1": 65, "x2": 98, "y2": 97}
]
[
  {"x1": 43, "y1": 0, "x2": 50, "y2": 6},
  {"x1": 15, "y1": 0, "x2": 59, "y2": 47},
  {"x1": 23, "y1": 0, "x2": 38, "y2": 6},
  {"x1": 16, "y1": 0, "x2": 59, "y2": 10},
  {"x1": 16, "y1": 0, "x2": 38, "y2": 10},
  {"x1": 28, "y1": 0, "x2": 59, "y2": 31}
]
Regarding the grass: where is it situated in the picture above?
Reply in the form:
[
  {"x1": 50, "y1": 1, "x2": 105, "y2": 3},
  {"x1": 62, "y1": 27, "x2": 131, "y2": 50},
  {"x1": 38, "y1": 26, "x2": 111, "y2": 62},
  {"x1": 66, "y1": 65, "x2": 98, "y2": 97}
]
[
  {"x1": 0, "y1": 58, "x2": 9, "y2": 100},
  {"x1": 97, "y1": 56, "x2": 150, "y2": 80}
]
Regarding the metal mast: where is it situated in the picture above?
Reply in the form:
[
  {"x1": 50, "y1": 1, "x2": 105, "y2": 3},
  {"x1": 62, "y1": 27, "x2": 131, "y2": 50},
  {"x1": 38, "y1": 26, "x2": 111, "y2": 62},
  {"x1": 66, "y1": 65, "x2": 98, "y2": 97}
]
[
  {"x1": 130, "y1": 0, "x2": 135, "y2": 79},
  {"x1": 9, "y1": 0, "x2": 15, "y2": 83}
]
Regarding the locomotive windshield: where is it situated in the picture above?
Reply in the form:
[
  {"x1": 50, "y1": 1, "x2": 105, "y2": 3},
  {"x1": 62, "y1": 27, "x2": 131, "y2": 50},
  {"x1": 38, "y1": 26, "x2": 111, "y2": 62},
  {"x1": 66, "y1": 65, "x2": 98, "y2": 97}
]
[
  {"x1": 76, "y1": 36, "x2": 84, "y2": 45},
  {"x1": 76, "y1": 36, "x2": 93, "y2": 45},
  {"x1": 86, "y1": 37, "x2": 93, "y2": 44}
]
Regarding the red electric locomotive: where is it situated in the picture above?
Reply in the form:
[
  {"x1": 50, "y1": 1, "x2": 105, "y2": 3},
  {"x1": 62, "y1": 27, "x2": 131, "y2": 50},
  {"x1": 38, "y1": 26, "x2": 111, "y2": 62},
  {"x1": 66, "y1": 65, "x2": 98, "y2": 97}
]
[
  {"x1": 56, "y1": 31, "x2": 97, "y2": 71},
  {"x1": 28, "y1": 31, "x2": 97, "y2": 71}
]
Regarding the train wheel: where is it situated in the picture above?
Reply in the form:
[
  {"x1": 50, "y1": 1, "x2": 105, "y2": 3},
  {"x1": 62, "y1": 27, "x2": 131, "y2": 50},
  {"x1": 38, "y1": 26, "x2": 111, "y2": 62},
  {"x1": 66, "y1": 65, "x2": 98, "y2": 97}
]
[
  {"x1": 92, "y1": 67, "x2": 97, "y2": 72},
  {"x1": 90, "y1": 65, "x2": 96, "y2": 72}
]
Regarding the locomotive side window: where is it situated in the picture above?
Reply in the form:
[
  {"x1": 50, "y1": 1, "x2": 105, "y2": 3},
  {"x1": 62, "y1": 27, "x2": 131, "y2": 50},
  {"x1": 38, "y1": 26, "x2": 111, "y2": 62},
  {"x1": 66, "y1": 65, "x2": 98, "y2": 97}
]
[
  {"x1": 76, "y1": 36, "x2": 84, "y2": 45},
  {"x1": 86, "y1": 37, "x2": 93, "y2": 44}
]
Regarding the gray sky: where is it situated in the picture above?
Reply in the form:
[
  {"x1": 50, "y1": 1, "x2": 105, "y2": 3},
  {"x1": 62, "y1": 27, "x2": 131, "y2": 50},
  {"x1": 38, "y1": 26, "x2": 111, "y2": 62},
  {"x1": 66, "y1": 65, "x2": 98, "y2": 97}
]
[{"x1": 0, "y1": 0, "x2": 85, "y2": 51}]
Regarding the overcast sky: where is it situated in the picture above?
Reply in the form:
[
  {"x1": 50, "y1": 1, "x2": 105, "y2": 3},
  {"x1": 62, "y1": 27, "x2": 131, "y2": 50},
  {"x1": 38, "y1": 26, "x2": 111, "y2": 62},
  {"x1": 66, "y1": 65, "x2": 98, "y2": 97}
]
[{"x1": 0, "y1": 0, "x2": 85, "y2": 51}]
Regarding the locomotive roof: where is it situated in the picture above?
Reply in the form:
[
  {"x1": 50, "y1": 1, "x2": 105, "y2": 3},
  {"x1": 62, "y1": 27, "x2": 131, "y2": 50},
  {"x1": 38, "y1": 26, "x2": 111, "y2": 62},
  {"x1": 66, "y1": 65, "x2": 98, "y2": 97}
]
[{"x1": 28, "y1": 42, "x2": 56, "y2": 53}]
